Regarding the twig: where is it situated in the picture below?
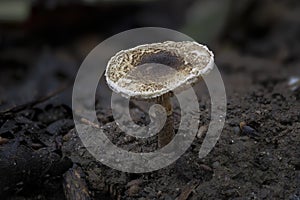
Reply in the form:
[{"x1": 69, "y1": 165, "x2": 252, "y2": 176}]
[
  {"x1": 80, "y1": 118, "x2": 100, "y2": 129},
  {"x1": 0, "y1": 84, "x2": 69, "y2": 114},
  {"x1": 176, "y1": 180, "x2": 200, "y2": 200}
]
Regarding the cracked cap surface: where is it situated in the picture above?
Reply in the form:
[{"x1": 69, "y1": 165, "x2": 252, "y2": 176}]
[{"x1": 105, "y1": 41, "x2": 214, "y2": 99}]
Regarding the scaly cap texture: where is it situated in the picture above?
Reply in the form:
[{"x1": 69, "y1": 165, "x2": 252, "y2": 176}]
[{"x1": 105, "y1": 41, "x2": 214, "y2": 99}]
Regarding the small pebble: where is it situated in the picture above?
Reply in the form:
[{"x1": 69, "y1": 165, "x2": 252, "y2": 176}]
[
  {"x1": 239, "y1": 122, "x2": 260, "y2": 138},
  {"x1": 157, "y1": 190, "x2": 162, "y2": 196},
  {"x1": 0, "y1": 137, "x2": 9, "y2": 145},
  {"x1": 124, "y1": 135, "x2": 135, "y2": 143},
  {"x1": 126, "y1": 179, "x2": 143, "y2": 187},
  {"x1": 288, "y1": 77, "x2": 300, "y2": 91},
  {"x1": 239, "y1": 121, "x2": 247, "y2": 129},
  {"x1": 255, "y1": 110, "x2": 261, "y2": 115},
  {"x1": 128, "y1": 185, "x2": 140, "y2": 197},
  {"x1": 242, "y1": 126, "x2": 260, "y2": 137},
  {"x1": 212, "y1": 161, "x2": 220, "y2": 169}
]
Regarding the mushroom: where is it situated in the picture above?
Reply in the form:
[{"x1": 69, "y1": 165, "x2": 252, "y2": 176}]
[{"x1": 105, "y1": 41, "x2": 214, "y2": 148}]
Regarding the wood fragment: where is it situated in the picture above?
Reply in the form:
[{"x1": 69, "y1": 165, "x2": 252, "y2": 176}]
[
  {"x1": 63, "y1": 165, "x2": 91, "y2": 200},
  {"x1": 80, "y1": 118, "x2": 100, "y2": 129},
  {"x1": 176, "y1": 181, "x2": 199, "y2": 200},
  {"x1": 199, "y1": 164, "x2": 213, "y2": 172}
]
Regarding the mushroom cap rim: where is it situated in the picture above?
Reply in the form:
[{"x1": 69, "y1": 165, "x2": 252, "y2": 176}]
[{"x1": 105, "y1": 41, "x2": 215, "y2": 100}]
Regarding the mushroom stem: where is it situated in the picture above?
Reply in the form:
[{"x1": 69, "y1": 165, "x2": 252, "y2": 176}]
[{"x1": 157, "y1": 94, "x2": 174, "y2": 148}]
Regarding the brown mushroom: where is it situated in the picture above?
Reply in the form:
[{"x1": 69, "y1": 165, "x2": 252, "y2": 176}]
[{"x1": 105, "y1": 41, "x2": 214, "y2": 148}]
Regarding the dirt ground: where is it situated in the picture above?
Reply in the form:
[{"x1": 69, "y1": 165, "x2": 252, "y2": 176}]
[{"x1": 0, "y1": 1, "x2": 300, "y2": 199}]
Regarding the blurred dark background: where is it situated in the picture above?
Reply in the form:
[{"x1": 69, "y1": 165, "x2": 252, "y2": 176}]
[
  {"x1": 1, "y1": 0, "x2": 300, "y2": 111},
  {"x1": 1, "y1": 1, "x2": 300, "y2": 199}
]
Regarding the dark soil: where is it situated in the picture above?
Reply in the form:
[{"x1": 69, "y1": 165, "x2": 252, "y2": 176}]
[{"x1": 0, "y1": 1, "x2": 300, "y2": 199}]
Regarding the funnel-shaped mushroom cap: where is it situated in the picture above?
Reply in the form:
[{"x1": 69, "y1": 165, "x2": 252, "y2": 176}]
[{"x1": 105, "y1": 41, "x2": 214, "y2": 99}]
